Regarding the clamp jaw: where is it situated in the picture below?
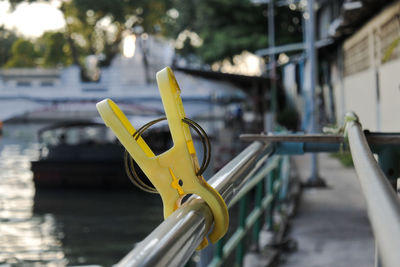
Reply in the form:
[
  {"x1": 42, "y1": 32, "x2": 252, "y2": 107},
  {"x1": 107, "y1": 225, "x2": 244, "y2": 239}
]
[{"x1": 96, "y1": 67, "x2": 228, "y2": 249}]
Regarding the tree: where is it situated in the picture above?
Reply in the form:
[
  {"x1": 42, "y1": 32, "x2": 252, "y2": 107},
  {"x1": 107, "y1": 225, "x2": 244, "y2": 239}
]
[
  {"x1": 59, "y1": 0, "x2": 173, "y2": 67},
  {"x1": 165, "y1": 0, "x2": 268, "y2": 63},
  {"x1": 5, "y1": 0, "x2": 303, "y2": 70},
  {"x1": 5, "y1": 38, "x2": 38, "y2": 67},
  {"x1": 35, "y1": 32, "x2": 72, "y2": 67},
  {"x1": 0, "y1": 26, "x2": 18, "y2": 67},
  {"x1": 165, "y1": 0, "x2": 303, "y2": 64},
  {"x1": 37, "y1": 31, "x2": 72, "y2": 67}
]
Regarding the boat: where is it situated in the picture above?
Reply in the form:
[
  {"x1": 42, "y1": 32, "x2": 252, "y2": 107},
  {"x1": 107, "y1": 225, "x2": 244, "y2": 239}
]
[{"x1": 31, "y1": 119, "x2": 172, "y2": 189}]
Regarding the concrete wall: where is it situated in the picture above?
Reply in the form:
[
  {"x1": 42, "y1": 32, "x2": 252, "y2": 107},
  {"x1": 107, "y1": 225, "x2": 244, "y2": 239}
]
[
  {"x1": 343, "y1": 69, "x2": 378, "y2": 130},
  {"x1": 379, "y1": 59, "x2": 400, "y2": 131},
  {"x1": 334, "y1": 1, "x2": 400, "y2": 131}
]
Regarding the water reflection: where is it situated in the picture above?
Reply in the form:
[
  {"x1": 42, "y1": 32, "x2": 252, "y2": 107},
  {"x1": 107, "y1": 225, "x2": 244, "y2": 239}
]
[
  {"x1": 0, "y1": 124, "x2": 164, "y2": 266},
  {"x1": 33, "y1": 190, "x2": 163, "y2": 266},
  {"x1": 0, "y1": 141, "x2": 65, "y2": 266}
]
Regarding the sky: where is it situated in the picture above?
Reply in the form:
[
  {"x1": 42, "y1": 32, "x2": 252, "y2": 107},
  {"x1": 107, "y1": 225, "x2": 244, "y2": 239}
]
[{"x1": 0, "y1": 0, "x2": 65, "y2": 38}]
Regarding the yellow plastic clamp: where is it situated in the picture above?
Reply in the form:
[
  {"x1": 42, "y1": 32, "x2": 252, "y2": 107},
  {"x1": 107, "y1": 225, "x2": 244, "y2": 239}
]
[{"x1": 96, "y1": 67, "x2": 229, "y2": 250}]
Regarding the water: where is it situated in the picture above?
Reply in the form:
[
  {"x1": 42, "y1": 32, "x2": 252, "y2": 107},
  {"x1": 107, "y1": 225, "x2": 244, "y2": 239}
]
[{"x1": 0, "y1": 124, "x2": 163, "y2": 266}]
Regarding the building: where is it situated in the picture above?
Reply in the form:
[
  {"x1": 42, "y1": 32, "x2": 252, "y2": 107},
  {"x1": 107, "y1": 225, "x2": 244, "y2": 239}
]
[
  {"x1": 279, "y1": 0, "x2": 399, "y2": 131},
  {"x1": 333, "y1": 0, "x2": 400, "y2": 131},
  {"x1": 0, "y1": 35, "x2": 246, "y2": 124}
]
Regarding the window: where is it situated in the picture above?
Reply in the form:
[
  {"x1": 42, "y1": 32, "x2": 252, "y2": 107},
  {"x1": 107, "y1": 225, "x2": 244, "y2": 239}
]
[
  {"x1": 344, "y1": 36, "x2": 370, "y2": 76},
  {"x1": 41, "y1": 81, "x2": 54, "y2": 87},
  {"x1": 17, "y1": 81, "x2": 31, "y2": 87}
]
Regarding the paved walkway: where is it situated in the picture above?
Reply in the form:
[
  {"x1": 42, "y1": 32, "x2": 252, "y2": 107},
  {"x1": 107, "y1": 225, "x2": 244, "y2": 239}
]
[{"x1": 280, "y1": 154, "x2": 375, "y2": 267}]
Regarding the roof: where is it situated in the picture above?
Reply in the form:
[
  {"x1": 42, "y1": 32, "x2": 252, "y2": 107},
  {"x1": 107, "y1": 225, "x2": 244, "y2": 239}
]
[
  {"x1": 174, "y1": 67, "x2": 270, "y2": 92},
  {"x1": 0, "y1": 68, "x2": 61, "y2": 80},
  {"x1": 328, "y1": 0, "x2": 395, "y2": 39}
]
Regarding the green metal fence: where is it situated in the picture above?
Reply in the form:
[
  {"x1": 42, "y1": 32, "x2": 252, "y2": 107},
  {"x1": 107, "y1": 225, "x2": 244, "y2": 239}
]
[
  {"x1": 209, "y1": 155, "x2": 286, "y2": 267},
  {"x1": 116, "y1": 140, "x2": 300, "y2": 267}
]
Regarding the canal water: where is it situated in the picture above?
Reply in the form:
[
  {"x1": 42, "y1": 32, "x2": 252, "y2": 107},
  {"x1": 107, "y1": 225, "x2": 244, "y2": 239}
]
[{"x1": 0, "y1": 123, "x2": 164, "y2": 266}]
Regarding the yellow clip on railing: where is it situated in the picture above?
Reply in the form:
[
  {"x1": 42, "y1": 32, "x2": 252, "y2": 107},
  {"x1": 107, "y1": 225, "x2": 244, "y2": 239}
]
[{"x1": 96, "y1": 67, "x2": 229, "y2": 250}]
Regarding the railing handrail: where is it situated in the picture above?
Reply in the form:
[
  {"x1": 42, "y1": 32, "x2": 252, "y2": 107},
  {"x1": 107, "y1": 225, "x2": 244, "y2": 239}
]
[
  {"x1": 346, "y1": 113, "x2": 400, "y2": 267},
  {"x1": 116, "y1": 141, "x2": 273, "y2": 267},
  {"x1": 115, "y1": 112, "x2": 400, "y2": 267}
]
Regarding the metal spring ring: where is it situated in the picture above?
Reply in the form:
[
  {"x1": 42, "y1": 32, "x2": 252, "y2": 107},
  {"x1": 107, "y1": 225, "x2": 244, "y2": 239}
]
[{"x1": 124, "y1": 117, "x2": 211, "y2": 194}]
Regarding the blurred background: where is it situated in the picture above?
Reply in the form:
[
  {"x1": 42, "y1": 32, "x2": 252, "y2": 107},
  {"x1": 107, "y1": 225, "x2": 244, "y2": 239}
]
[{"x1": 0, "y1": 0, "x2": 399, "y2": 266}]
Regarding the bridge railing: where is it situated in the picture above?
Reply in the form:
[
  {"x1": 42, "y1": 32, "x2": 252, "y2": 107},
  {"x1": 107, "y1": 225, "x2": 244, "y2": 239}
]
[{"x1": 115, "y1": 140, "x2": 297, "y2": 267}]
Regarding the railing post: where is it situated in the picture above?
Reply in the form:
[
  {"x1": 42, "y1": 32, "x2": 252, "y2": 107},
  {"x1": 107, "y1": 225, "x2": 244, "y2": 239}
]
[
  {"x1": 267, "y1": 168, "x2": 276, "y2": 231},
  {"x1": 208, "y1": 239, "x2": 223, "y2": 267},
  {"x1": 236, "y1": 196, "x2": 248, "y2": 266},
  {"x1": 276, "y1": 158, "x2": 283, "y2": 211},
  {"x1": 215, "y1": 238, "x2": 224, "y2": 264},
  {"x1": 375, "y1": 242, "x2": 382, "y2": 267},
  {"x1": 377, "y1": 147, "x2": 400, "y2": 188},
  {"x1": 279, "y1": 156, "x2": 290, "y2": 203},
  {"x1": 252, "y1": 179, "x2": 264, "y2": 249}
]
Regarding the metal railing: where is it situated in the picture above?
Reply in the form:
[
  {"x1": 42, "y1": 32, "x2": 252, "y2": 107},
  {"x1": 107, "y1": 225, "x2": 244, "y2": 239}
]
[
  {"x1": 242, "y1": 113, "x2": 400, "y2": 267},
  {"x1": 115, "y1": 141, "x2": 296, "y2": 267},
  {"x1": 346, "y1": 114, "x2": 400, "y2": 267},
  {"x1": 209, "y1": 155, "x2": 284, "y2": 267},
  {"x1": 115, "y1": 111, "x2": 400, "y2": 267}
]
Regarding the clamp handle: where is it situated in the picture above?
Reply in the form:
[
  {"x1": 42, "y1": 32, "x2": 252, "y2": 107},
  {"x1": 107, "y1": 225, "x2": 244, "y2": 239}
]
[{"x1": 96, "y1": 67, "x2": 228, "y2": 249}]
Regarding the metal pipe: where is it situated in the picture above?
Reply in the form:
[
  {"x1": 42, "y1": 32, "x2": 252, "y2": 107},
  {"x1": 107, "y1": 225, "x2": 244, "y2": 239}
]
[
  {"x1": 306, "y1": 0, "x2": 316, "y2": 135},
  {"x1": 306, "y1": 0, "x2": 320, "y2": 183},
  {"x1": 268, "y1": 0, "x2": 277, "y2": 115},
  {"x1": 116, "y1": 141, "x2": 271, "y2": 267},
  {"x1": 347, "y1": 115, "x2": 400, "y2": 267}
]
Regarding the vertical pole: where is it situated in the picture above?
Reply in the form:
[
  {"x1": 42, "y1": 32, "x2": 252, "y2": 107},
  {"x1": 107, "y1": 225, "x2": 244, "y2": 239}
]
[
  {"x1": 252, "y1": 180, "x2": 264, "y2": 249},
  {"x1": 268, "y1": 0, "x2": 277, "y2": 115},
  {"x1": 278, "y1": 157, "x2": 287, "y2": 202},
  {"x1": 265, "y1": 0, "x2": 276, "y2": 132},
  {"x1": 375, "y1": 242, "x2": 382, "y2": 267},
  {"x1": 307, "y1": 0, "x2": 317, "y2": 179},
  {"x1": 267, "y1": 169, "x2": 275, "y2": 230},
  {"x1": 236, "y1": 196, "x2": 248, "y2": 266},
  {"x1": 306, "y1": 0, "x2": 316, "y2": 138},
  {"x1": 397, "y1": 178, "x2": 400, "y2": 198},
  {"x1": 216, "y1": 239, "x2": 224, "y2": 262},
  {"x1": 199, "y1": 242, "x2": 215, "y2": 267},
  {"x1": 305, "y1": 0, "x2": 325, "y2": 187},
  {"x1": 337, "y1": 46, "x2": 346, "y2": 125},
  {"x1": 375, "y1": 70, "x2": 381, "y2": 131}
]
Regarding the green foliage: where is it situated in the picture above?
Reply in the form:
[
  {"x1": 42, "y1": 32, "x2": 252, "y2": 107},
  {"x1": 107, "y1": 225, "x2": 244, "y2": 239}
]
[
  {"x1": 5, "y1": 38, "x2": 38, "y2": 67},
  {"x1": 37, "y1": 31, "x2": 72, "y2": 67},
  {"x1": 331, "y1": 152, "x2": 354, "y2": 167},
  {"x1": 167, "y1": 0, "x2": 303, "y2": 64},
  {"x1": 0, "y1": 26, "x2": 17, "y2": 67},
  {"x1": 59, "y1": 0, "x2": 173, "y2": 67},
  {"x1": 382, "y1": 37, "x2": 400, "y2": 63},
  {"x1": 5, "y1": 0, "x2": 303, "y2": 69},
  {"x1": 4, "y1": 0, "x2": 173, "y2": 72},
  {"x1": 4, "y1": 32, "x2": 71, "y2": 68}
]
